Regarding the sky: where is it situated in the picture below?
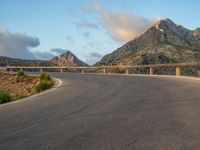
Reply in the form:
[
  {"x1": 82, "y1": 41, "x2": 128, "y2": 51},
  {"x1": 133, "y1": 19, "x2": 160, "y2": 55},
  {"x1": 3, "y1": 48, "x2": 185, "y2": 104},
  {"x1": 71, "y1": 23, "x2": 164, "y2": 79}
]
[{"x1": 0, "y1": 0, "x2": 200, "y2": 64}]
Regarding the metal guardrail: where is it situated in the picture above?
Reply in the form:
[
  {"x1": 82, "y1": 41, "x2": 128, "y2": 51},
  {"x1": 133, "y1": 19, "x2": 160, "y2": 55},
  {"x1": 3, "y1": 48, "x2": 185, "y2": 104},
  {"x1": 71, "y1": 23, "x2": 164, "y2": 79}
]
[
  {"x1": 0, "y1": 67, "x2": 7, "y2": 70},
  {"x1": 2, "y1": 62, "x2": 200, "y2": 76}
]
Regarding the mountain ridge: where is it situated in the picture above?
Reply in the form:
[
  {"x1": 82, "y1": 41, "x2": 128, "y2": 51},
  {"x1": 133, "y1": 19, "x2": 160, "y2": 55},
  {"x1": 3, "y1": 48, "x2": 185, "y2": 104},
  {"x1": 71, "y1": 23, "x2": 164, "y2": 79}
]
[
  {"x1": 0, "y1": 51, "x2": 88, "y2": 67},
  {"x1": 96, "y1": 18, "x2": 200, "y2": 67},
  {"x1": 1, "y1": 18, "x2": 200, "y2": 75},
  {"x1": 0, "y1": 56, "x2": 52, "y2": 66}
]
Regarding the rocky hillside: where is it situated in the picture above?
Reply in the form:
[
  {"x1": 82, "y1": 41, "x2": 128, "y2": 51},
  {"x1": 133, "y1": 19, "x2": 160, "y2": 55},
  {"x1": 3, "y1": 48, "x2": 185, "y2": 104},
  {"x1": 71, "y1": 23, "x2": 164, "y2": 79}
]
[
  {"x1": 50, "y1": 51, "x2": 88, "y2": 66},
  {"x1": 96, "y1": 19, "x2": 200, "y2": 75},
  {"x1": 0, "y1": 51, "x2": 88, "y2": 67},
  {"x1": 0, "y1": 72, "x2": 40, "y2": 100},
  {"x1": 0, "y1": 56, "x2": 52, "y2": 66}
]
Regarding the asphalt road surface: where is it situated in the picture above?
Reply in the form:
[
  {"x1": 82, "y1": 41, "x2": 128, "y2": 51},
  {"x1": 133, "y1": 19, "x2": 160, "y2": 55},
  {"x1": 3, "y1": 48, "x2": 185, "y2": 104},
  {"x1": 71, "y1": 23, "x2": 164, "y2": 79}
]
[{"x1": 1, "y1": 73, "x2": 200, "y2": 150}]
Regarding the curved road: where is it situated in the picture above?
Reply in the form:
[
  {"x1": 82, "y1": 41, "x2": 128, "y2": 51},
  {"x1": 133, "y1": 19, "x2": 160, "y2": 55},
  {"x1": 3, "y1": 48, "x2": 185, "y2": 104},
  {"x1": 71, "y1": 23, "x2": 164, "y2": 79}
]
[{"x1": 1, "y1": 73, "x2": 200, "y2": 150}]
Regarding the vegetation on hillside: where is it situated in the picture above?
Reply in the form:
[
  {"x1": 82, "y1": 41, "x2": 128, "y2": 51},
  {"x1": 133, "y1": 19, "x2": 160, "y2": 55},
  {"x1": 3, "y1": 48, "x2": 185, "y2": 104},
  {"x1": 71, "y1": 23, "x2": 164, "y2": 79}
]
[
  {"x1": 0, "y1": 90, "x2": 11, "y2": 104},
  {"x1": 35, "y1": 73, "x2": 54, "y2": 93},
  {"x1": 17, "y1": 70, "x2": 25, "y2": 76},
  {"x1": 40, "y1": 73, "x2": 51, "y2": 81},
  {"x1": 0, "y1": 72, "x2": 54, "y2": 105}
]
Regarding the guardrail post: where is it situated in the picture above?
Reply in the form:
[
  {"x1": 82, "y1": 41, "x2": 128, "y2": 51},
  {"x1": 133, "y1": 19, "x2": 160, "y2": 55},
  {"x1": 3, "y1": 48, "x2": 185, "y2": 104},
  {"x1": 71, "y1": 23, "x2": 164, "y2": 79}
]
[
  {"x1": 103, "y1": 68, "x2": 106, "y2": 74},
  {"x1": 176, "y1": 66, "x2": 181, "y2": 76},
  {"x1": 149, "y1": 67, "x2": 154, "y2": 75},
  {"x1": 60, "y1": 68, "x2": 63, "y2": 73},
  {"x1": 125, "y1": 68, "x2": 129, "y2": 74},
  {"x1": 81, "y1": 69, "x2": 84, "y2": 73}
]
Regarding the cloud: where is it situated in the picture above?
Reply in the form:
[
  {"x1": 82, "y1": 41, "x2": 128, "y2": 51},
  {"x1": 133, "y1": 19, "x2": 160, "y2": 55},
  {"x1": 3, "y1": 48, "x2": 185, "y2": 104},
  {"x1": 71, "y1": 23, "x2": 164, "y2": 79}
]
[
  {"x1": 66, "y1": 35, "x2": 74, "y2": 43},
  {"x1": 82, "y1": 32, "x2": 90, "y2": 38},
  {"x1": 90, "y1": 52, "x2": 102, "y2": 58},
  {"x1": 89, "y1": 42, "x2": 95, "y2": 48},
  {"x1": 89, "y1": 3, "x2": 153, "y2": 43},
  {"x1": 74, "y1": 19, "x2": 98, "y2": 29},
  {"x1": 0, "y1": 27, "x2": 72, "y2": 60},
  {"x1": 50, "y1": 48, "x2": 68, "y2": 55},
  {"x1": 32, "y1": 48, "x2": 69, "y2": 60},
  {"x1": 85, "y1": 52, "x2": 102, "y2": 65},
  {"x1": 33, "y1": 51, "x2": 54, "y2": 60},
  {"x1": 0, "y1": 26, "x2": 40, "y2": 59}
]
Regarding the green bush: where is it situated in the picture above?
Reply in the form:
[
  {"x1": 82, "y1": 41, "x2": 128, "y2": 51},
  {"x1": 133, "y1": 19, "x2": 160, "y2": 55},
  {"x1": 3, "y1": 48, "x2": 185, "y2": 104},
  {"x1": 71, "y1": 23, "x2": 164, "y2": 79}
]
[
  {"x1": 0, "y1": 90, "x2": 12, "y2": 104},
  {"x1": 17, "y1": 70, "x2": 25, "y2": 76},
  {"x1": 16, "y1": 95, "x2": 27, "y2": 100},
  {"x1": 35, "y1": 81, "x2": 53, "y2": 93},
  {"x1": 40, "y1": 73, "x2": 51, "y2": 81}
]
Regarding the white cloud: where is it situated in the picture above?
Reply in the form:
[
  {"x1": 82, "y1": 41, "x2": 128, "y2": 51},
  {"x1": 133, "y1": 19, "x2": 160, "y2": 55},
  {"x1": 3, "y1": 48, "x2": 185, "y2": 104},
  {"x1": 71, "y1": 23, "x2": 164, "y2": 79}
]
[
  {"x1": 32, "y1": 51, "x2": 54, "y2": 60},
  {"x1": 0, "y1": 26, "x2": 40, "y2": 59},
  {"x1": 89, "y1": 3, "x2": 153, "y2": 43},
  {"x1": 85, "y1": 52, "x2": 102, "y2": 65},
  {"x1": 82, "y1": 32, "x2": 90, "y2": 38},
  {"x1": 66, "y1": 35, "x2": 74, "y2": 43},
  {"x1": 74, "y1": 19, "x2": 98, "y2": 29},
  {"x1": 50, "y1": 48, "x2": 68, "y2": 55},
  {"x1": 0, "y1": 27, "x2": 73, "y2": 60},
  {"x1": 33, "y1": 48, "x2": 69, "y2": 60}
]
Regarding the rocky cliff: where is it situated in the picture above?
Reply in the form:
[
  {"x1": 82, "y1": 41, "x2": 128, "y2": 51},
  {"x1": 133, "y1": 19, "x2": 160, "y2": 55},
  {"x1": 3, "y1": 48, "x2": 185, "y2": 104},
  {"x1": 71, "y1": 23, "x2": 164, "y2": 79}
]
[
  {"x1": 49, "y1": 51, "x2": 88, "y2": 66},
  {"x1": 96, "y1": 19, "x2": 200, "y2": 75}
]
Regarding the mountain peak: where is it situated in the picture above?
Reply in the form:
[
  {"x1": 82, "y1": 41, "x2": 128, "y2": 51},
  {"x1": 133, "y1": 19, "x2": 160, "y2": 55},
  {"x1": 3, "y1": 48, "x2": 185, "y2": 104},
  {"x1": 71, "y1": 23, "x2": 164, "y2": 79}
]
[
  {"x1": 50, "y1": 51, "x2": 88, "y2": 66},
  {"x1": 148, "y1": 18, "x2": 191, "y2": 38},
  {"x1": 60, "y1": 50, "x2": 72, "y2": 56},
  {"x1": 152, "y1": 18, "x2": 177, "y2": 32},
  {"x1": 155, "y1": 18, "x2": 174, "y2": 24},
  {"x1": 96, "y1": 18, "x2": 200, "y2": 72}
]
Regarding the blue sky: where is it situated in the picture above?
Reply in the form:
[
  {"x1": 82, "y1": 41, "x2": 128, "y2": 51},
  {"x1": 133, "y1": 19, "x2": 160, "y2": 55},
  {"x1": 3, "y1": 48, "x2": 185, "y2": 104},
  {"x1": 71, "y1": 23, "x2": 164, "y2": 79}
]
[{"x1": 0, "y1": 0, "x2": 200, "y2": 64}]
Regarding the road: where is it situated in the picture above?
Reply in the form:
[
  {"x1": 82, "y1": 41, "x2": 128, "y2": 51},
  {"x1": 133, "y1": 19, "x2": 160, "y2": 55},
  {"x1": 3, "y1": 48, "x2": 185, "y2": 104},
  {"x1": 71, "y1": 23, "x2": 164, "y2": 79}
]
[{"x1": 1, "y1": 73, "x2": 200, "y2": 150}]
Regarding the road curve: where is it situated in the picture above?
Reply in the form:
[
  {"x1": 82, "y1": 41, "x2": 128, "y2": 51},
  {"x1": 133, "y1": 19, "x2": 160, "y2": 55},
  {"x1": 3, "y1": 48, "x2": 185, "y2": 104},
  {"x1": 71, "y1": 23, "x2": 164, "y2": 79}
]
[{"x1": 1, "y1": 73, "x2": 200, "y2": 150}]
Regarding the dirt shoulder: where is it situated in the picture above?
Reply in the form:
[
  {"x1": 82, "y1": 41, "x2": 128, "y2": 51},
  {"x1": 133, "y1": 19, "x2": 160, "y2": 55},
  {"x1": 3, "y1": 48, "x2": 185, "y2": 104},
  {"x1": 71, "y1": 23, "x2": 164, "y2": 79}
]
[{"x1": 0, "y1": 72, "x2": 40, "y2": 100}]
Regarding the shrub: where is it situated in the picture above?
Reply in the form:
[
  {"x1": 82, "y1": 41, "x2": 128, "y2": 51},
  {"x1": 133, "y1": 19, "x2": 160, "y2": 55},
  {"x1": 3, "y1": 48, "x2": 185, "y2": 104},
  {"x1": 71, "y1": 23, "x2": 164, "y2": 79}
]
[
  {"x1": 35, "y1": 73, "x2": 54, "y2": 93},
  {"x1": 0, "y1": 90, "x2": 12, "y2": 104},
  {"x1": 35, "y1": 81, "x2": 53, "y2": 93},
  {"x1": 16, "y1": 95, "x2": 27, "y2": 100},
  {"x1": 17, "y1": 70, "x2": 25, "y2": 76},
  {"x1": 40, "y1": 73, "x2": 51, "y2": 81}
]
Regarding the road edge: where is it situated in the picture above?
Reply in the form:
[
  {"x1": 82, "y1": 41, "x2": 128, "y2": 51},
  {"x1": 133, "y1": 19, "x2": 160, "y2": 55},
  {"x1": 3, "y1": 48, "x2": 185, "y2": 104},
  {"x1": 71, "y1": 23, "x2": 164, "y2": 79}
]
[{"x1": 80, "y1": 72, "x2": 200, "y2": 81}]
